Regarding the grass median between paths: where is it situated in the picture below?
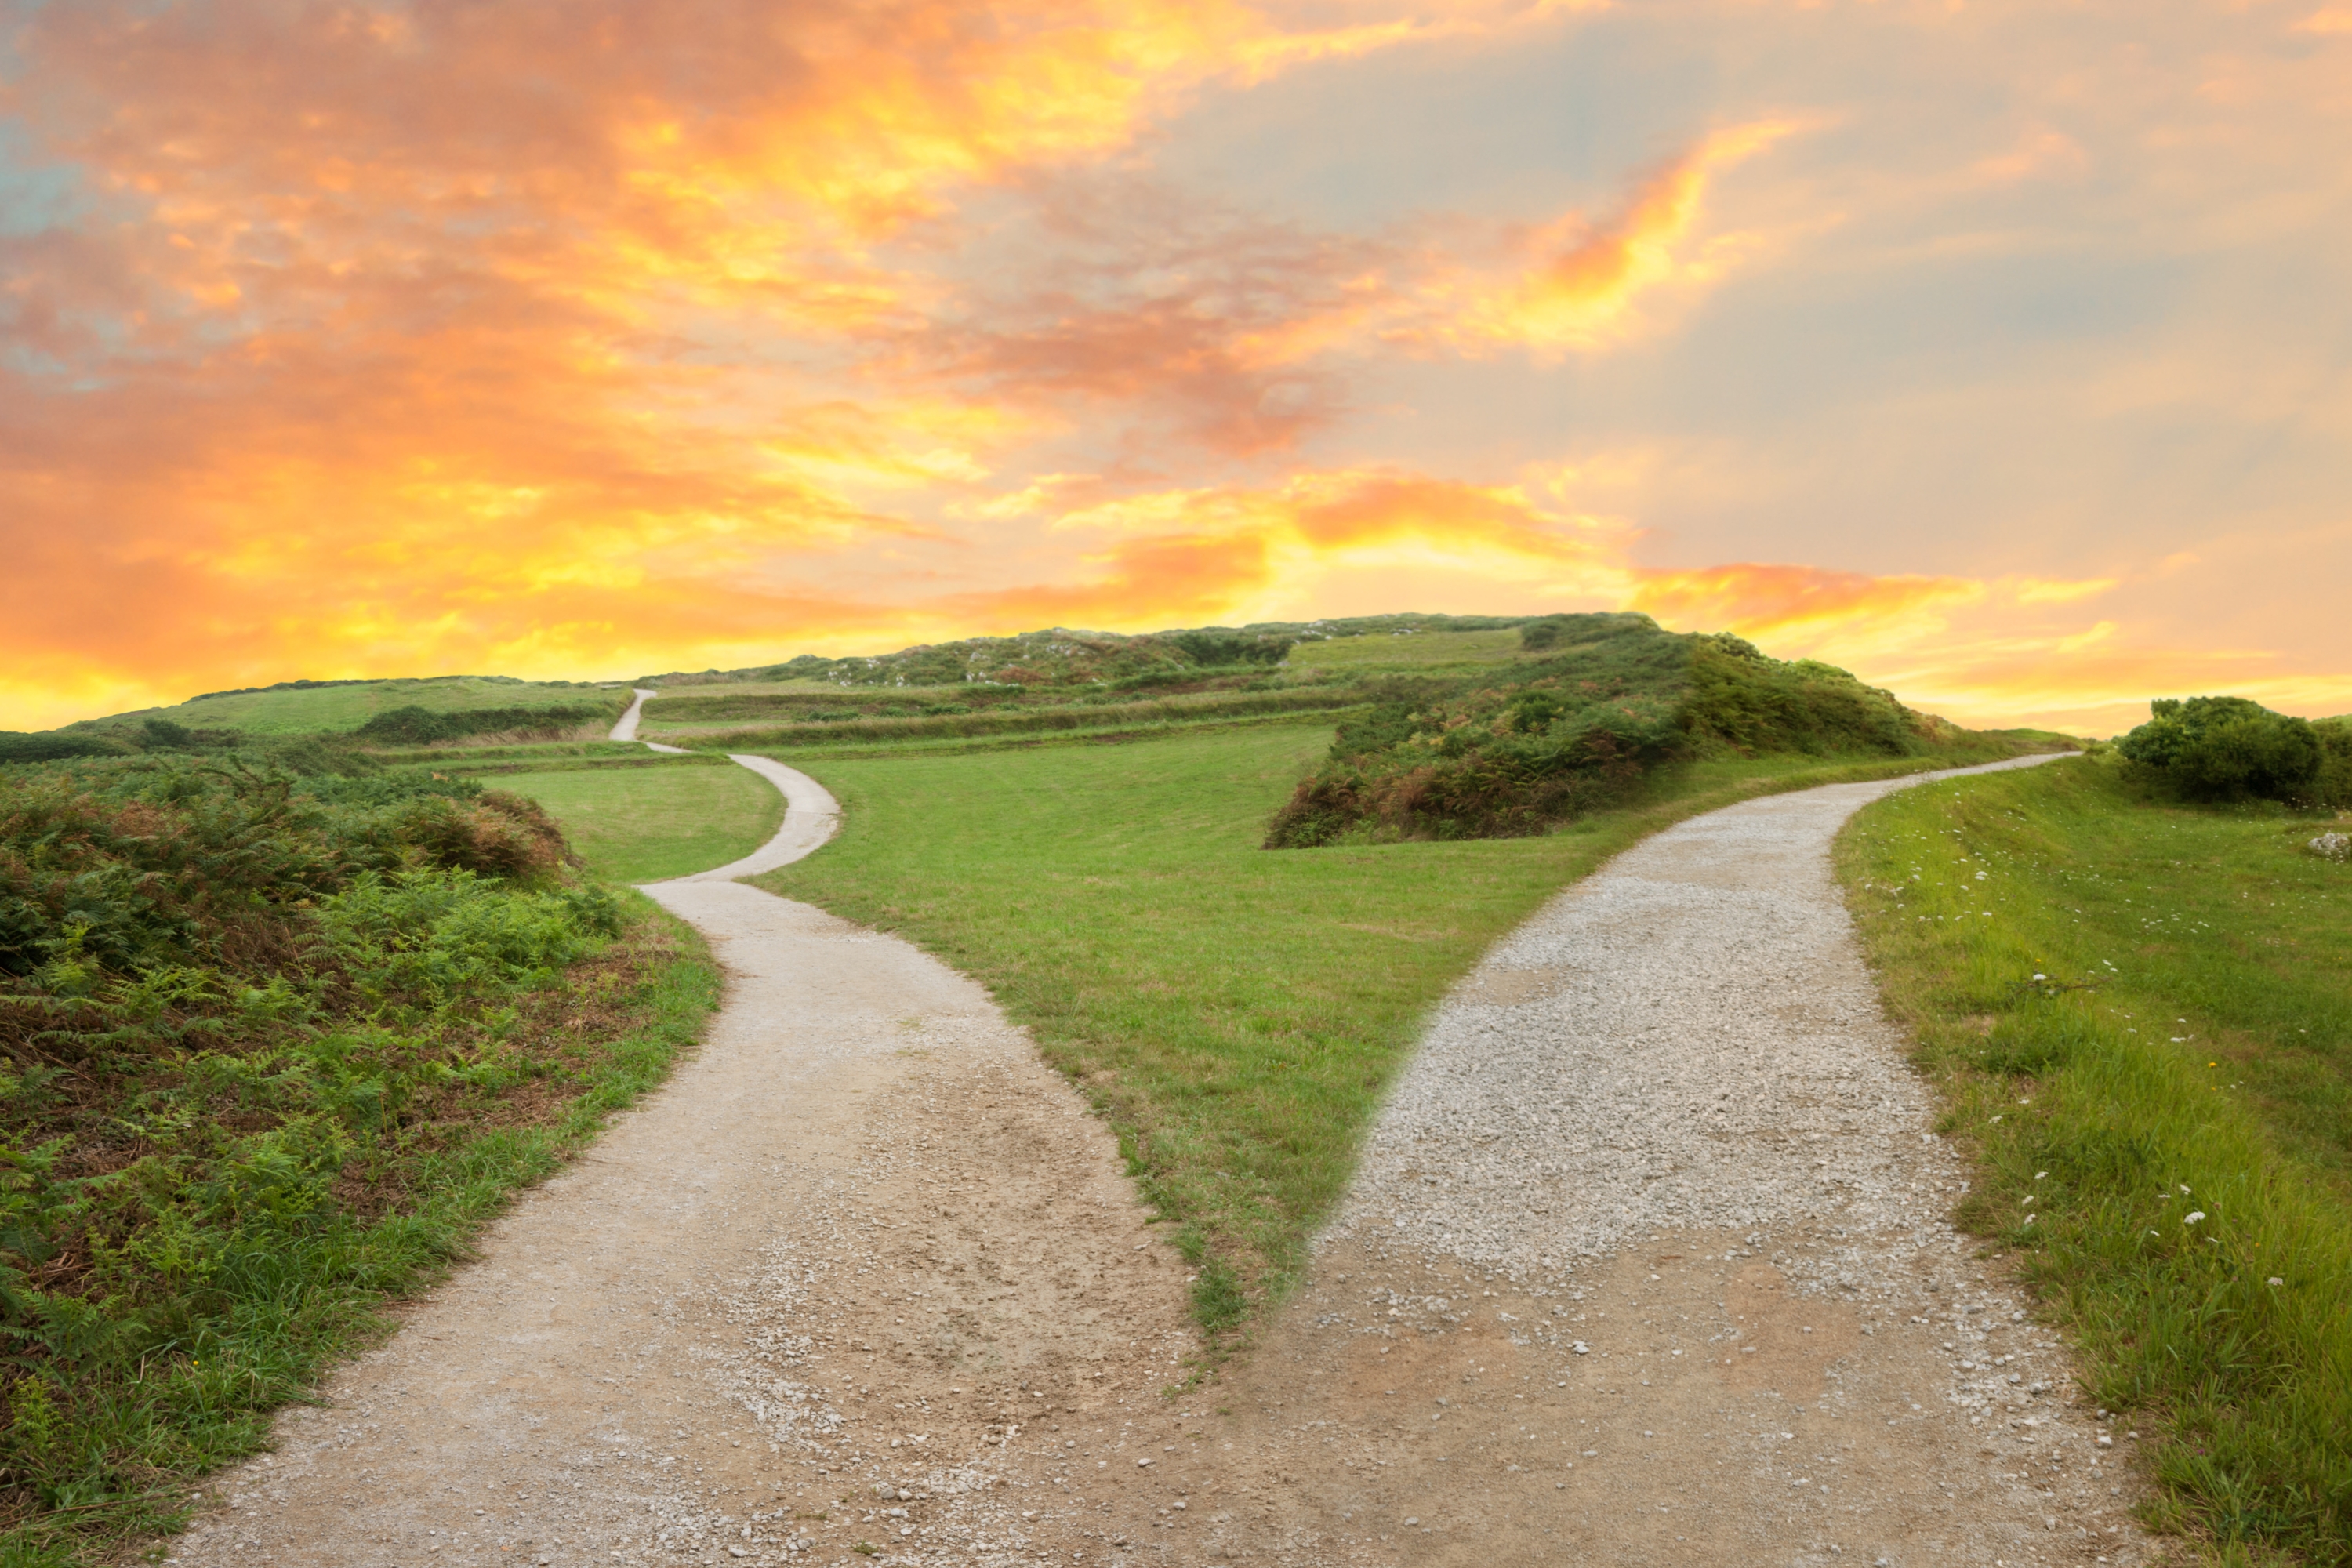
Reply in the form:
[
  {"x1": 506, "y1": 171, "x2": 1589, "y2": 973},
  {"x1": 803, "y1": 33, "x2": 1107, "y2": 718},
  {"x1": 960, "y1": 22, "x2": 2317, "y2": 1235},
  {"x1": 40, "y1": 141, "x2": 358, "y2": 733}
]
[
  {"x1": 490, "y1": 762, "x2": 787, "y2": 884},
  {"x1": 756, "y1": 721, "x2": 2053, "y2": 1342},
  {"x1": 1836, "y1": 753, "x2": 2351, "y2": 1563}
]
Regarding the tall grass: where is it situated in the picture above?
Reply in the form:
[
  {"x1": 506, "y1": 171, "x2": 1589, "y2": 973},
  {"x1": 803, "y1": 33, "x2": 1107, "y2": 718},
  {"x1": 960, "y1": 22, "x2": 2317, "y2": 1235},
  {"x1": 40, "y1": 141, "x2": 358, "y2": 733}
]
[{"x1": 1837, "y1": 755, "x2": 2351, "y2": 1561}]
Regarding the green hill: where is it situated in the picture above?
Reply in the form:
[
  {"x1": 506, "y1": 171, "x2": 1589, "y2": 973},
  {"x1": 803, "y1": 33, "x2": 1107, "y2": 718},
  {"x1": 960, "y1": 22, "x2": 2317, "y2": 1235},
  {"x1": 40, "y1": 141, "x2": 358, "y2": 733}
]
[{"x1": 1262, "y1": 613, "x2": 2049, "y2": 845}]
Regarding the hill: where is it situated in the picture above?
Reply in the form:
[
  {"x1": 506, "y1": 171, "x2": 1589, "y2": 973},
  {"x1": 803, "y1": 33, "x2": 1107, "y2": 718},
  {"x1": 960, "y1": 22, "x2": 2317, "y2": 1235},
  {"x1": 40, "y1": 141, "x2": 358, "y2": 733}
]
[{"x1": 1263, "y1": 613, "x2": 2045, "y2": 844}]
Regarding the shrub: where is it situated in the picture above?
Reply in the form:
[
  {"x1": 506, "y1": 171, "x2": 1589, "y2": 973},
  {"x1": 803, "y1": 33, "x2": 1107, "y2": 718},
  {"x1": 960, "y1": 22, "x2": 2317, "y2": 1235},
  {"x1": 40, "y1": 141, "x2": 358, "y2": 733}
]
[
  {"x1": 2314, "y1": 717, "x2": 2352, "y2": 810},
  {"x1": 2115, "y1": 696, "x2": 2323, "y2": 803},
  {"x1": 0, "y1": 734, "x2": 129, "y2": 767},
  {"x1": 351, "y1": 702, "x2": 612, "y2": 746},
  {"x1": 1267, "y1": 616, "x2": 1969, "y2": 846}
]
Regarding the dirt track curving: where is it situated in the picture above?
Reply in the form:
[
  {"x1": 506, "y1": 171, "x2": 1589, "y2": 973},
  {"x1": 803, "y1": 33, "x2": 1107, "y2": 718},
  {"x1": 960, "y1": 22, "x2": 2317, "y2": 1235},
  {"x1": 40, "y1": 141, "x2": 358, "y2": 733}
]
[{"x1": 160, "y1": 754, "x2": 2161, "y2": 1567}]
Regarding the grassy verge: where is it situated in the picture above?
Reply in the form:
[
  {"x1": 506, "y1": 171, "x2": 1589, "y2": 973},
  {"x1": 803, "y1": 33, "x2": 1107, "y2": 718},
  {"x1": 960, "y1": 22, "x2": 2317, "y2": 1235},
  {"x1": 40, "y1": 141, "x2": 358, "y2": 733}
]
[
  {"x1": 757, "y1": 722, "x2": 2058, "y2": 1341},
  {"x1": 0, "y1": 894, "x2": 716, "y2": 1564},
  {"x1": 1835, "y1": 754, "x2": 2351, "y2": 1562},
  {"x1": 648, "y1": 684, "x2": 1360, "y2": 750},
  {"x1": 491, "y1": 764, "x2": 787, "y2": 884}
]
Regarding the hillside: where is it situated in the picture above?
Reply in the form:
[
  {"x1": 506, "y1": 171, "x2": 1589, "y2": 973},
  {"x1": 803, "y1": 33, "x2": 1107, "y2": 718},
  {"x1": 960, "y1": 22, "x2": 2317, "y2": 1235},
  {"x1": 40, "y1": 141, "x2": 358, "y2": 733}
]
[
  {"x1": 1264, "y1": 613, "x2": 2045, "y2": 844},
  {"x1": 4, "y1": 615, "x2": 2053, "y2": 834}
]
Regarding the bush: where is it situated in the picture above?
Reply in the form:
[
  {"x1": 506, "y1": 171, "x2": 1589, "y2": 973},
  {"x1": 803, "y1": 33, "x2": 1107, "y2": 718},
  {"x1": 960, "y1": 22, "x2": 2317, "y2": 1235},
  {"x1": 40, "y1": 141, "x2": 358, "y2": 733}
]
[
  {"x1": 0, "y1": 734, "x2": 129, "y2": 767},
  {"x1": 2314, "y1": 717, "x2": 2352, "y2": 810},
  {"x1": 2115, "y1": 696, "x2": 2324, "y2": 803},
  {"x1": 351, "y1": 702, "x2": 613, "y2": 746},
  {"x1": 1266, "y1": 615, "x2": 1967, "y2": 846}
]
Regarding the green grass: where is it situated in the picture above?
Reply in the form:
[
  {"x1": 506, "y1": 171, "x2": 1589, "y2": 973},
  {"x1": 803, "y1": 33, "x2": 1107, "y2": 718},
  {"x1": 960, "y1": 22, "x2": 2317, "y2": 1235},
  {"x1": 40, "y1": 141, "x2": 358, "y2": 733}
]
[
  {"x1": 89, "y1": 677, "x2": 626, "y2": 738},
  {"x1": 648, "y1": 687, "x2": 1363, "y2": 750},
  {"x1": 757, "y1": 723, "x2": 2056, "y2": 1339},
  {"x1": 1836, "y1": 755, "x2": 2352, "y2": 1562},
  {"x1": 366, "y1": 740, "x2": 687, "y2": 768},
  {"x1": 1285, "y1": 627, "x2": 1531, "y2": 670},
  {"x1": 492, "y1": 763, "x2": 787, "y2": 884},
  {"x1": 649, "y1": 679, "x2": 891, "y2": 700},
  {"x1": 0, "y1": 882, "x2": 717, "y2": 1563}
]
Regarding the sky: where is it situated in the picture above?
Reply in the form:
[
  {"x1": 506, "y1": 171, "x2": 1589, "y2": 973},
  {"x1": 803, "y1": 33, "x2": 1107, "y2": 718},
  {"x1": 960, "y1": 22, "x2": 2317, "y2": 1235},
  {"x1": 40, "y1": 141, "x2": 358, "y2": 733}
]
[{"x1": 2, "y1": 0, "x2": 2348, "y2": 735}]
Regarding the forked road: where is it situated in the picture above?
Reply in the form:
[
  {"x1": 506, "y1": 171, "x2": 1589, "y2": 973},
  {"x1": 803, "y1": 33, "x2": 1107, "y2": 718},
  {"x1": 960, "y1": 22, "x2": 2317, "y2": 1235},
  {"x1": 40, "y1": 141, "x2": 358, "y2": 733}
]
[{"x1": 164, "y1": 754, "x2": 2151, "y2": 1567}]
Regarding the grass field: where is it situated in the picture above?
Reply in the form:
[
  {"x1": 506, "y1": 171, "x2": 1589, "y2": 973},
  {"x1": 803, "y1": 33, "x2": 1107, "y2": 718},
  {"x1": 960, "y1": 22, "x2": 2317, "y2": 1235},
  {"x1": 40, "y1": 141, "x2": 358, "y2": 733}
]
[
  {"x1": 89, "y1": 677, "x2": 626, "y2": 737},
  {"x1": 757, "y1": 723, "x2": 2050, "y2": 1336},
  {"x1": 1285, "y1": 627, "x2": 1530, "y2": 670},
  {"x1": 492, "y1": 763, "x2": 787, "y2": 883},
  {"x1": 647, "y1": 679, "x2": 881, "y2": 701},
  {"x1": 644, "y1": 686, "x2": 1360, "y2": 749},
  {"x1": 1837, "y1": 755, "x2": 2351, "y2": 1561}
]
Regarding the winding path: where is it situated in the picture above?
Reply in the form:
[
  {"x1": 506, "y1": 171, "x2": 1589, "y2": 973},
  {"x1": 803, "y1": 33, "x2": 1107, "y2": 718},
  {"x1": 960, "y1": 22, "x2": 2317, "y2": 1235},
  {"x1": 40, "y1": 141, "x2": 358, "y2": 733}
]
[{"x1": 162, "y1": 751, "x2": 2152, "y2": 1567}]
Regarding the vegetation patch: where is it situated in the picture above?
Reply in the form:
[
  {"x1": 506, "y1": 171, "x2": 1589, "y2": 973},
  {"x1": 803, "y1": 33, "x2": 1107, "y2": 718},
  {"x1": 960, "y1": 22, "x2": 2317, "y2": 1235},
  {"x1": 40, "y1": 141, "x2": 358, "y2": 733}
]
[
  {"x1": 349, "y1": 702, "x2": 618, "y2": 747},
  {"x1": 58, "y1": 677, "x2": 625, "y2": 742},
  {"x1": 2116, "y1": 695, "x2": 2352, "y2": 808},
  {"x1": 633, "y1": 612, "x2": 1551, "y2": 691},
  {"x1": 759, "y1": 723, "x2": 2056, "y2": 1345},
  {"x1": 1837, "y1": 750, "x2": 2351, "y2": 1562},
  {"x1": 652, "y1": 685, "x2": 1364, "y2": 750},
  {"x1": 490, "y1": 764, "x2": 789, "y2": 884},
  {"x1": 0, "y1": 759, "x2": 716, "y2": 1562},
  {"x1": 1264, "y1": 614, "x2": 2038, "y2": 845}
]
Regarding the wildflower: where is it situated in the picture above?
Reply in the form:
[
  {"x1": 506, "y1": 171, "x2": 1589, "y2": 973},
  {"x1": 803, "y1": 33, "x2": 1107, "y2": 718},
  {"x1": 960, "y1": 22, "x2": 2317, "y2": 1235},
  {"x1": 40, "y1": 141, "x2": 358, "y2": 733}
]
[
  {"x1": 2183, "y1": 1211, "x2": 2206, "y2": 1225},
  {"x1": 2267, "y1": 1277, "x2": 2284, "y2": 1287}
]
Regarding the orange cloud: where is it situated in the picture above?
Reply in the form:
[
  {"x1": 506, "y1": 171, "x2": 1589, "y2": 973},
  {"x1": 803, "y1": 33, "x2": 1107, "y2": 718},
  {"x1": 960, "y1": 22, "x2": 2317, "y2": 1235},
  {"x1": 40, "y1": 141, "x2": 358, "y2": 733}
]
[
  {"x1": 4, "y1": 0, "x2": 2343, "y2": 740},
  {"x1": 1433, "y1": 121, "x2": 1804, "y2": 354},
  {"x1": 1628, "y1": 562, "x2": 1986, "y2": 644}
]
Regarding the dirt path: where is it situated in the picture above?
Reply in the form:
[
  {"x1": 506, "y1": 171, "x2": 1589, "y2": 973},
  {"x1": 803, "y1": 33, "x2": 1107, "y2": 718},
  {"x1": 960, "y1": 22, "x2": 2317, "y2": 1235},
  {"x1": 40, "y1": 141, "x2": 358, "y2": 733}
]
[
  {"x1": 610, "y1": 688, "x2": 656, "y2": 742},
  {"x1": 159, "y1": 755, "x2": 2161, "y2": 1568},
  {"x1": 162, "y1": 764, "x2": 1203, "y2": 1567}
]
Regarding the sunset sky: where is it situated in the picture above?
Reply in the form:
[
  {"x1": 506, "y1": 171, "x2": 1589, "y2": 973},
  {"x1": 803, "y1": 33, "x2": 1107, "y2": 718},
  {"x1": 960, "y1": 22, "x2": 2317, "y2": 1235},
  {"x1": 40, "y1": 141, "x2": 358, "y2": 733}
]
[{"x1": 3, "y1": 0, "x2": 2347, "y2": 733}]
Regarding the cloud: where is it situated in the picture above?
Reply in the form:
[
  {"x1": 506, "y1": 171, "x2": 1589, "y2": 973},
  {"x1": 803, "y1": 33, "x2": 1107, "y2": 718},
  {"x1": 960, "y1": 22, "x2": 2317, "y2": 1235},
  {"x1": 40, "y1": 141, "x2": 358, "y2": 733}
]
[
  {"x1": 1429, "y1": 121, "x2": 1806, "y2": 355},
  {"x1": 2, "y1": 0, "x2": 2345, "y2": 736}
]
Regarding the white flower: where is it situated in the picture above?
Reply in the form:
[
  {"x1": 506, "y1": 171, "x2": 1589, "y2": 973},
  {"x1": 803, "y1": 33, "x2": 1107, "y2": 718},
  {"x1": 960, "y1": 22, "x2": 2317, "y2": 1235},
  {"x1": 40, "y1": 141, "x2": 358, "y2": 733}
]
[
  {"x1": 2267, "y1": 1277, "x2": 2285, "y2": 1287},
  {"x1": 2183, "y1": 1211, "x2": 2206, "y2": 1225}
]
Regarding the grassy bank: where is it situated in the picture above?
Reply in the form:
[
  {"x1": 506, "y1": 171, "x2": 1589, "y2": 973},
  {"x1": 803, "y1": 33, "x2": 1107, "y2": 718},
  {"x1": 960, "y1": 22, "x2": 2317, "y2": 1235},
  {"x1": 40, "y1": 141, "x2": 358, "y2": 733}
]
[
  {"x1": 759, "y1": 723, "x2": 2057, "y2": 1340},
  {"x1": 67, "y1": 677, "x2": 626, "y2": 739},
  {"x1": 0, "y1": 763, "x2": 718, "y2": 1563},
  {"x1": 1836, "y1": 754, "x2": 2351, "y2": 1561},
  {"x1": 645, "y1": 684, "x2": 1362, "y2": 750},
  {"x1": 490, "y1": 764, "x2": 786, "y2": 884}
]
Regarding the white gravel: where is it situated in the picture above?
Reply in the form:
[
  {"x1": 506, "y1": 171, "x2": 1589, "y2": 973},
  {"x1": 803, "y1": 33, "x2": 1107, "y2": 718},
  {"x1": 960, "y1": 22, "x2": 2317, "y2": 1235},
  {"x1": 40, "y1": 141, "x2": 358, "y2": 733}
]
[{"x1": 1325, "y1": 756, "x2": 2060, "y2": 1274}]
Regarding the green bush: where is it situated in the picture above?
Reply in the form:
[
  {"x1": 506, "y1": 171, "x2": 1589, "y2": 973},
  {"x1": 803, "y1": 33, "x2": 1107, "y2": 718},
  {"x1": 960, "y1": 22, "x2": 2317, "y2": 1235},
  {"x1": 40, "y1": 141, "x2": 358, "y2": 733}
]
[
  {"x1": 1265, "y1": 615, "x2": 1983, "y2": 846},
  {"x1": 2115, "y1": 696, "x2": 2325, "y2": 804},
  {"x1": 351, "y1": 703, "x2": 612, "y2": 746},
  {"x1": 0, "y1": 735, "x2": 128, "y2": 768},
  {"x1": 2314, "y1": 717, "x2": 2352, "y2": 810}
]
